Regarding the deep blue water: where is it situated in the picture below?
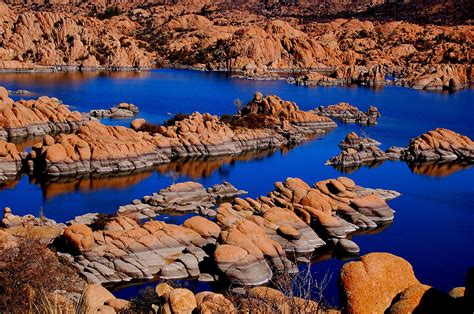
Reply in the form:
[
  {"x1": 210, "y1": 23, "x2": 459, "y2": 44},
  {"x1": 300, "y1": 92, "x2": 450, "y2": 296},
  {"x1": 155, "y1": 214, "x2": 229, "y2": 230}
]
[{"x1": 0, "y1": 69, "x2": 473, "y2": 306}]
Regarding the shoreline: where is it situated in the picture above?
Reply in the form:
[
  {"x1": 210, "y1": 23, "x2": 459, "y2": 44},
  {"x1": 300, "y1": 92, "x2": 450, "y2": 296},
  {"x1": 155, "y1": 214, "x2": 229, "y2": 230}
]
[{"x1": 0, "y1": 64, "x2": 472, "y2": 92}]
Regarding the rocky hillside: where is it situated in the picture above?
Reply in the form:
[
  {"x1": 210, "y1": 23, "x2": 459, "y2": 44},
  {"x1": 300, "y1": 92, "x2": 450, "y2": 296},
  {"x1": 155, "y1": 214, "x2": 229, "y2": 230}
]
[
  {"x1": 0, "y1": 0, "x2": 471, "y2": 90},
  {"x1": 0, "y1": 2, "x2": 155, "y2": 70}
]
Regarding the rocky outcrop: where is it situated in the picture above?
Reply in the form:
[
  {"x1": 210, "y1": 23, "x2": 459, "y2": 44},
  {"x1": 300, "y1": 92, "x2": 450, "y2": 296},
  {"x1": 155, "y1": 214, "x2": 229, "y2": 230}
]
[
  {"x1": 214, "y1": 218, "x2": 296, "y2": 285},
  {"x1": 313, "y1": 103, "x2": 381, "y2": 125},
  {"x1": 407, "y1": 64, "x2": 470, "y2": 91},
  {"x1": 89, "y1": 103, "x2": 139, "y2": 119},
  {"x1": 28, "y1": 93, "x2": 336, "y2": 178},
  {"x1": 60, "y1": 216, "x2": 218, "y2": 284},
  {"x1": 397, "y1": 128, "x2": 474, "y2": 162},
  {"x1": 116, "y1": 181, "x2": 246, "y2": 219},
  {"x1": 326, "y1": 132, "x2": 388, "y2": 169},
  {"x1": 340, "y1": 252, "x2": 472, "y2": 313},
  {"x1": 27, "y1": 121, "x2": 169, "y2": 177},
  {"x1": 0, "y1": 139, "x2": 22, "y2": 181},
  {"x1": 0, "y1": 3, "x2": 154, "y2": 70},
  {"x1": 0, "y1": 87, "x2": 86, "y2": 141},
  {"x1": 82, "y1": 284, "x2": 129, "y2": 313}
]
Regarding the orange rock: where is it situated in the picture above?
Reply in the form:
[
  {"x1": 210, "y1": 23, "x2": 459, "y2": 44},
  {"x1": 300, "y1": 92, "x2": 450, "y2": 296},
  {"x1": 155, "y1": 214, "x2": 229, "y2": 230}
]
[
  {"x1": 169, "y1": 288, "x2": 197, "y2": 314},
  {"x1": 340, "y1": 253, "x2": 420, "y2": 313},
  {"x1": 63, "y1": 224, "x2": 94, "y2": 251}
]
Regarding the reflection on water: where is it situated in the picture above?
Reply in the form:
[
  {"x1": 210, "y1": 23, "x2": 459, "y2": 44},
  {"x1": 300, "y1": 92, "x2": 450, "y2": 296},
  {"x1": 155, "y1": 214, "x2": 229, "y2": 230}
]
[
  {"x1": 408, "y1": 160, "x2": 473, "y2": 177},
  {"x1": 12, "y1": 139, "x2": 316, "y2": 201},
  {"x1": 156, "y1": 148, "x2": 283, "y2": 179},
  {"x1": 329, "y1": 159, "x2": 387, "y2": 174},
  {"x1": 11, "y1": 136, "x2": 44, "y2": 152},
  {"x1": 30, "y1": 170, "x2": 155, "y2": 200},
  {"x1": 0, "y1": 71, "x2": 151, "y2": 86}
]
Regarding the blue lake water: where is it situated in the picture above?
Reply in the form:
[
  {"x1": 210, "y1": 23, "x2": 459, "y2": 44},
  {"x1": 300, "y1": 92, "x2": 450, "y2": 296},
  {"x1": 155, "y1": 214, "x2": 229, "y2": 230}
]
[{"x1": 0, "y1": 69, "x2": 473, "y2": 305}]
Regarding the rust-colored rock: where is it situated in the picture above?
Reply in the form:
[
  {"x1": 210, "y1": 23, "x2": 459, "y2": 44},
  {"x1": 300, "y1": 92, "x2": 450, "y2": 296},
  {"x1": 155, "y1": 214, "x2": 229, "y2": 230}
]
[
  {"x1": 340, "y1": 253, "x2": 420, "y2": 313},
  {"x1": 401, "y1": 128, "x2": 474, "y2": 162},
  {"x1": 0, "y1": 86, "x2": 85, "y2": 140}
]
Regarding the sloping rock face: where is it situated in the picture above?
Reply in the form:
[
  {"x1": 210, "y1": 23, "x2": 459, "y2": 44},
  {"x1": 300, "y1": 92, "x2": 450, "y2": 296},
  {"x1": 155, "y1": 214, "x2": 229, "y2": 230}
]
[
  {"x1": 28, "y1": 93, "x2": 336, "y2": 177},
  {"x1": 61, "y1": 216, "x2": 218, "y2": 284},
  {"x1": 313, "y1": 103, "x2": 381, "y2": 125},
  {"x1": 0, "y1": 3, "x2": 154, "y2": 70},
  {"x1": 340, "y1": 252, "x2": 472, "y2": 314},
  {"x1": 116, "y1": 181, "x2": 246, "y2": 219},
  {"x1": 214, "y1": 218, "x2": 296, "y2": 285},
  {"x1": 0, "y1": 139, "x2": 22, "y2": 181},
  {"x1": 0, "y1": 87, "x2": 85, "y2": 140},
  {"x1": 399, "y1": 128, "x2": 474, "y2": 162},
  {"x1": 326, "y1": 132, "x2": 388, "y2": 168}
]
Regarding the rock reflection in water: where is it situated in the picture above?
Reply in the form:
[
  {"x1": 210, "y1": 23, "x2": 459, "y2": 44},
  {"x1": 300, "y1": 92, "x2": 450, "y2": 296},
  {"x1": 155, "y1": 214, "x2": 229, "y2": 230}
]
[
  {"x1": 407, "y1": 160, "x2": 473, "y2": 177},
  {"x1": 32, "y1": 142, "x2": 305, "y2": 200},
  {"x1": 330, "y1": 159, "x2": 387, "y2": 174},
  {"x1": 156, "y1": 148, "x2": 282, "y2": 179},
  {"x1": 31, "y1": 170, "x2": 154, "y2": 200}
]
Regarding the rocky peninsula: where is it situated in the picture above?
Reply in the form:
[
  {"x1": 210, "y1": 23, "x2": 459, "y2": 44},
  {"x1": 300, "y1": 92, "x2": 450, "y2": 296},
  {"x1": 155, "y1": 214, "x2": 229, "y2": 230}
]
[
  {"x1": 10, "y1": 176, "x2": 396, "y2": 287},
  {"x1": 26, "y1": 92, "x2": 336, "y2": 178},
  {"x1": 0, "y1": 86, "x2": 86, "y2": 141}
]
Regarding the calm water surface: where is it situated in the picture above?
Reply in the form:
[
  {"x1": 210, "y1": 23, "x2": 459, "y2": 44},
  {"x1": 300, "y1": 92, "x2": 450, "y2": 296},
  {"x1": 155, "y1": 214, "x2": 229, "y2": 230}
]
[{"x1": 0, "y1": 69, "x2": 473, "y2": 305}]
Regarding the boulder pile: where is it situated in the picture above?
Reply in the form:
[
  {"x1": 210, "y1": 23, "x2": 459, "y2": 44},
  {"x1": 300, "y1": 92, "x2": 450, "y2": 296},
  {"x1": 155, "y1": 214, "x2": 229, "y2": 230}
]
[
  {"x1": 0, "y1": 87, "x2": 86, "y2": 141},
  {"x1": 55, "y1": 177, "x2": 398, "y2": 287},
  {"x1": 326, "y1": 132, "x2": 388, "y2": 169},
  {"x1": 396, "y1": 128, "x2": 474, "y2": 162},
  {"x1": 313, "y1": 102, "x2": 381, "y2": 125},
  {"x1": 0, "y1": 139, "x2": 21, "y2": 181},
  {"x1": 116, "y1": 181, "x2": 246, "y2": 219},
  {"x1": 89, "y1": 103, "x2": 139, "y2": 119},
  {"x1": 61, "y1": 216, "x2": 219, "y2": 284}
]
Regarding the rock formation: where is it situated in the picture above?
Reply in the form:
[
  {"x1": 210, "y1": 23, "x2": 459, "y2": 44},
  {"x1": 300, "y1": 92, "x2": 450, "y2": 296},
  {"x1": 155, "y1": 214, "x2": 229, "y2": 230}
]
[
  {"x1": 53, "y1": 177, "x2": 398, "y2": 287},
  {"x1": 116, "y1": 181, "x2": 246, "y2": 219},
  {"x1": 82, "y1": 284, "x2": 129, "y2": 313},
  {"x1": 340, "y1": 252, "x2": 473, "y2": 313},
  {"x1": 397, "y1": 128, "x2": 474, "y2": 162},
  {"x1": 326, "y1": 132, "x2": 388, "y2": 169},
  {"x1": 28, "y1": 93, "x2": 336, "y2": 178},
  {"x1": 0, "y1": 2, "x2": 471, "y2": 90},
  {"x1": 0, "y1": 139, "x2": 22, "y2": 181},
  {"x1": 313, "y1": 103, "x2": 381, "y2": 125},
  {"x1": 0, "y1": 2, "x2": 154, "y2": 70},
  {"x1": 60, "y1": 216, "x2": 218, "y2": 284},
  {"x1": 89, "y1": 103, "x2": 139, "y2": 119},
  {"x1": 0, "y1": 86, "x2": 85, "y2": 141}
]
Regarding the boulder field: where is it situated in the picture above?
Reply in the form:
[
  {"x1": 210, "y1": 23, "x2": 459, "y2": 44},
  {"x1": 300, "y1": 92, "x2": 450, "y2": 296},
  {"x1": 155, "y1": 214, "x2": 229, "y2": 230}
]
[
  {"x1": 0, "y1": 2, "x2": 154, "y2": 70},
  {"x1": 27, "y1": 92, "x2": 337, "y2": 177},
  {"x1": 52, "y1": 177, "x2": 398, "y2": 286},
  {"x1": 0, "y1": 86, "x2": 86, "y2": 141},
  {"x1": 326, "y1": 132, "x2": 388, "y2": 169}
]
